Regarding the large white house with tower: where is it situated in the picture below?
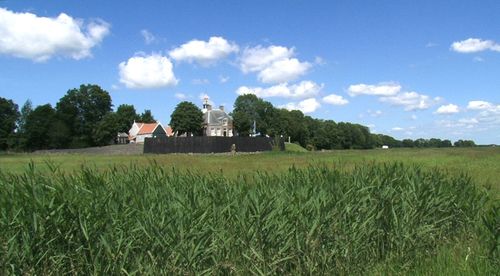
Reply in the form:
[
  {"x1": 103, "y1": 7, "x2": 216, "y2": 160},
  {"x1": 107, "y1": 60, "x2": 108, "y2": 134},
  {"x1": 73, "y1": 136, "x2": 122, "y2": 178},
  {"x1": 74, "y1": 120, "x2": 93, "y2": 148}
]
[{"x1": 201, "y1": 96, "x2": 234, "y2": 137}]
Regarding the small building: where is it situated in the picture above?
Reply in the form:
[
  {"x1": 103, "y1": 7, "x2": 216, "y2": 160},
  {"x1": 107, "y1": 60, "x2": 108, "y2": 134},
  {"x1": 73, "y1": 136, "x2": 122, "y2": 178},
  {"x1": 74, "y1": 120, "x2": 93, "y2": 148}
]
[
  {"x1": 201, "y1": 96, "x2": 234, "y2": 137},
  {"x1": 116, "y1": 132, "x2": 129, "y2": 144},
  {"x1": 128, "y1": 121, "x2": 171, "y2": 143},
  {"x1": 382, "y1": 145, "x2": 389, "y2": 149}
]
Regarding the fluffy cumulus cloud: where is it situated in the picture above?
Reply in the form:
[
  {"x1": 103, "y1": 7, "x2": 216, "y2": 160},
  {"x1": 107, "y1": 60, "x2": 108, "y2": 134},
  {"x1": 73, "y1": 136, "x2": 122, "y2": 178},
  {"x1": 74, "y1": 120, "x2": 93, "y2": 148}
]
[
  {"x1": 236, "y1": 80, "x2": 322, "y2": 99},
  {"x1": 322, "y1": 94, "x2": 349, "y2": 105},
  {"x1": 0, "y1": 7, "x2": 110, "y2": 61},
  {"x1": 282, "y1": 98, "x2": 321, "y2": 114},
  {"x1": 119, "y1": 54, "x2": 178, "y2": 89},
  {"x1": 239, "y1": 45, "x2": 311, "y2": 84},
  {"x1": 436, "y1": 104, "x2": 460, "y2": 114},
  {"x1": 467, "y1": 100, "x2": 494, "y2": 110},
  {"x1": 348, "y1": 83, "x2": 401, "y2": 97},
  {"x1": 379, "y1": 91, "x2": 439, "y2": 111},
  {"x1": 168, "y1": 36, "x2": 238, "y2": 66},
  {"x1": 451, "y1": 38, "x2": 500, "y2": 53}
]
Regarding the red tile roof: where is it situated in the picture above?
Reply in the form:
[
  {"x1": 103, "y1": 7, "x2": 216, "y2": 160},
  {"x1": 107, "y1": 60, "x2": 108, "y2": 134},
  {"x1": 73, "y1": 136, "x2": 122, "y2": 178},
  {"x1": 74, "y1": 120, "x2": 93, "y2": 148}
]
[
  {"x1": 137, "y1": 123, "x2": 159, "y2": 135},
  {"x1": 165, "y1": 126, "x2": 173, "y2": 136}
]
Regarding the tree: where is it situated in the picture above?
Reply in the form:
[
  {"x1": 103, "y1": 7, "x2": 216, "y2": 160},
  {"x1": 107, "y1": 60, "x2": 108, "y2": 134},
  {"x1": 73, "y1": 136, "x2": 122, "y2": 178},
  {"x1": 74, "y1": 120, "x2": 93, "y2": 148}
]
[
  {"x1": 56, "y1": 84, "x2": 112, "y2": 147},
  {"x1": 454, "y1": 139, "x2": 476, "y2": 147},
  {"x1": 24, "y1": 104, "x2": 56, "y2": 151},
  {"x1": 140, "y1": 109, "x2": 156, "y2": 123},
  {"x1": 116, "y1": 104, "x2": 139, "y2": 132},
  {"x1": 17, "y1": 99, "x2": 33, "y2": 134},
  {"x1": 170, "y1": 101, "x2": 203, "y2": 136},
  {"x1": 232, "y1": 94, "x2": 273, "y2": 136},
  {"x1": 0, "y1": 97, "x2": 19, "y2": 150},
  {"x1": 93, "y1": 113, "x2": 120, "y2": 146}
]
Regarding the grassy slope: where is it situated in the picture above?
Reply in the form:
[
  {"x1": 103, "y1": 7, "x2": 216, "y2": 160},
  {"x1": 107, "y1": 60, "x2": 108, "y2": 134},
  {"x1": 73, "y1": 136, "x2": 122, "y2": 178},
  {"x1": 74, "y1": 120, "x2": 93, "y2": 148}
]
[{"x1": 1, "y1": 147, "x2": 499, "y2": 194}]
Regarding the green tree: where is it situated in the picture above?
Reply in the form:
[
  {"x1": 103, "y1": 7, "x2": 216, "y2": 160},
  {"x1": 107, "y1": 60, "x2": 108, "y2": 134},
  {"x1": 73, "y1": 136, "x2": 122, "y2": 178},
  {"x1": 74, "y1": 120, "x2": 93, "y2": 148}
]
[
  {"x1": 0, "y1": 97, "x2": 19, "y2": 150},
  {"x1": 140, "y1": 109, "x2": 156, "y2": 123},
  {"x1": 232, "y1": 94, "x2": 275, "y2": 136},
  {"x1": 170, "y1": 101, "x2": 203, "y2": 136},
  {"x1": 93, "y1": 113, "x2": 120, "y2": 146},
  {"x1": 24, "y1": 104, "x2": 56, "y2": 151},
  {"x1": 116, "y1": 104, "x2": 139, "y2": 132},
  {"x1": 56, "y1": 84, "x2": 112, "y2": 147}
]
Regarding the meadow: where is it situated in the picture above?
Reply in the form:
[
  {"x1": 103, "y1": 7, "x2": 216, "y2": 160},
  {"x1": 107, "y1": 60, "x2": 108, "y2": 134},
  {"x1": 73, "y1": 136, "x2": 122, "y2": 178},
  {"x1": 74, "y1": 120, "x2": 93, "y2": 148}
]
[{"x1": 0, "y1": 147, "x2": 499, "y2": 274}]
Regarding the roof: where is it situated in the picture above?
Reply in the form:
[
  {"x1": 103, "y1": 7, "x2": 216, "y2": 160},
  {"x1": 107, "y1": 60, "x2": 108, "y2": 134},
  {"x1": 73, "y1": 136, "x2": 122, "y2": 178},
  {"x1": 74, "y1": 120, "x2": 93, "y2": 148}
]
[
  {"x1": 137, "y1": 123, "x2": 161, "y2": 135},
  {"x1": 117, "y1": 132, "x2": 128, "y2": 138},
  {"x1": 203, "y1": 109, "x2": 233, "y2": 125},
  {"x1": 165, "y1": 126, "x2": 173, "y2": 136}
]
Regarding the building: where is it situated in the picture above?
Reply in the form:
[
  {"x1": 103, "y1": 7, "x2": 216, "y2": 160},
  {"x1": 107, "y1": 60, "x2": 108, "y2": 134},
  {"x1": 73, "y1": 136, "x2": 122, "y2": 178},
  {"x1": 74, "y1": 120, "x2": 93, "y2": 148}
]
[
  {"x1": 128, "y1": 121, "x2": 172, "y2": 143},
  {"x1": 201, "y1": 96, "x2": 233, "y2": 137},
  {"x1": 116, "y1": 132, "x2": 129, "y2": 144}
]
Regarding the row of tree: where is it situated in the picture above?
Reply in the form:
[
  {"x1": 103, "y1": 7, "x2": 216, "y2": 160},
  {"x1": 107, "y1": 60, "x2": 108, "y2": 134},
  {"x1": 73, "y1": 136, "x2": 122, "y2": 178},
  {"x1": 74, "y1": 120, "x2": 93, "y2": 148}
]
[
  {"x1": 1, "y1": 84, "x2": 155, "y2": 151},
  {"x1": 0, "y1": 84, "x2": 478, "y2": 152},
  {"x1": 229, "y1": 94, "x2": 478, "y2": 150}
]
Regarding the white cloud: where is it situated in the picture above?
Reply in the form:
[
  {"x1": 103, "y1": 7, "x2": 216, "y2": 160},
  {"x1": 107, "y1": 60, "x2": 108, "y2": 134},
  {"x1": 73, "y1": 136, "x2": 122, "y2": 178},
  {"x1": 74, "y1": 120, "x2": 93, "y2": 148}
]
[
  {"x1": 0, "y1": 7, "x2": 110, "y2": 61},
  {"x1": 258, "y1": 58, "x2": 311, "y2": 84},
  {"x1": 368, "y1": 110, "x2": 383, "y2": 117},
  {"x1": 451, "y1": 38, "x2": 500, "y2": 53},
  {"x1": 392, "y1": 127, "x2": 404, "y2": 131},
  {"x1": 175, "y1": 93, "x2": 187, "y2": 100},
  {"x1": 219, "y1": 75, "x2": 229, "y2": 83},
  {"x1": 119, "y1": 54, "x2": 178, "y2": 89},
  {"x1": 323, "y1": 94, "x2": 349, "y2": 105},
  {"x1": 236, "y1": 80, "x2": 322, "y2": 99},
  {"x1": 240, "y1": 45, "x2": 294, "y2": 73},
  {"x1": 348, "y1": 83, "x2": 401, "y2": 97},
  {"x1": 473, "y1": 56, "x2": 484, "y2": 62},
  {"x1": 379, "y1": 91, "x2": 438, "y2": 111},
  {"x1": 411, "y1": 114, "x2": 418, "y2": 120},
  {"x1": 458, "y1": 118, "x2": 479, "y2": 124},
  {"x1": 141, "y1": 29, "x2": 156, "y2": 44},
  {"x1": 436, "y1": 104, "x2": 459, "y2": 114},
  {"x1": 169, "y1": 36, "x2": 238, "y2": 66},
  {"x1": 192, "y1": 78, "x2": 209, "y2": 85},
  {"x1": 467, "y1": 100, "x2": 493, "y2": 110},
  {"x1": 282, "y1": 98, "x2": 320, "y2": 114},
  {"x1": 239, "y1": 45, "x2": 311, "y2": 84}
]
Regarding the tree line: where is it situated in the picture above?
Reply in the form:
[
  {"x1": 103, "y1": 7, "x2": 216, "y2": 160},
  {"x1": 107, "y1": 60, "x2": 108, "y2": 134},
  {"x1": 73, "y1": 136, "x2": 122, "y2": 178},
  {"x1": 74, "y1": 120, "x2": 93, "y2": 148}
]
[
  {"x1": 1, "y1": 84, "x2": 477, "y2": 152},
  {"x1": 1, "y1": 84, "x2": 155, "y2": 151}
]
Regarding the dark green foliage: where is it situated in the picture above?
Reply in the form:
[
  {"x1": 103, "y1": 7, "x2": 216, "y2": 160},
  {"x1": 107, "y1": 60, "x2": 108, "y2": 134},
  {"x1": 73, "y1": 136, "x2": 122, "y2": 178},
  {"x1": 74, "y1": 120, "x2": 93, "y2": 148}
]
[
  {"x1": 116, "y1": 104, "x2": 140, "y2": 132},
  {"x1": 170, "y1": 101, "x2": 203, "y2": 136},
  {"x1": 0, "y1": 163, "x2": 493, "y2": 274},
  {"x1": 139, "y1": 109, "x2": 156, "y2": 123},
  {"x1": 23, "y1": 104, "x2": 56, "y2": 150},
  {"x1": 55, "y1": 84, "x2": 112, "y2": 147},
  {"x1": 454, "y1": 139, "x2": 476, "y2": 147},
  {"x1": 93, "y1": 113, "x2": 120, "y2": 146},
  {"x1": 232, "y1": 94, "x2": 275, "y2": 136},
  {"x1": 0, "y1": 97, "x2": 19, "y2": 150}
]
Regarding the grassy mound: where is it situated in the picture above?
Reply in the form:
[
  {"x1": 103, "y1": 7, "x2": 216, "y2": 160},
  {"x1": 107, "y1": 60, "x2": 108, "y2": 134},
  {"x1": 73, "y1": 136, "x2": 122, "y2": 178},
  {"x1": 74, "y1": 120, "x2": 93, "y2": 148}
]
[
  {"x1": 0, "y1": 163, "x2": 496, "y2": 274},
  {"x1": 285, "y1": 142, "x2": 308, "y2": 152}
]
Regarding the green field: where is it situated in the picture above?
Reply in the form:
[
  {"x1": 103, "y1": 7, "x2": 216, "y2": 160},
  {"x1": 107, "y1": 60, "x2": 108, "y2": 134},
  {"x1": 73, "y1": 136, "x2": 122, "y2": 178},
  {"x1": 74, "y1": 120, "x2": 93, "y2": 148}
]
[
  {"x1": 1, "y1": 147, "x2": 499, "y2": 274},
  {"x1": 2, "y1": 147, "x2": 499, "y2": 193}
]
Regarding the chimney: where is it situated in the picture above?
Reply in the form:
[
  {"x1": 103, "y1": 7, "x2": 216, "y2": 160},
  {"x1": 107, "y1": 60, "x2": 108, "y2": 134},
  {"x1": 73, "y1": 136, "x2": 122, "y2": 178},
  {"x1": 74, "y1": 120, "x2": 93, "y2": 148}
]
[{"x1": 219, "y1": 105, "x2": 224, "y2": 111}]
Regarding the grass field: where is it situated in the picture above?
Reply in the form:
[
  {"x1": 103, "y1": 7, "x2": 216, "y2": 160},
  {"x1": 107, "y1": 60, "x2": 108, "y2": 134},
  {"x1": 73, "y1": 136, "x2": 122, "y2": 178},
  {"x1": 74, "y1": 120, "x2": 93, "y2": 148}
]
[
  {"x1": 0, "y1": 147, "x2": 499, "y2": 274},
  {"x1": 2, "y1": 147, "x2": 499, "y2": 193}
]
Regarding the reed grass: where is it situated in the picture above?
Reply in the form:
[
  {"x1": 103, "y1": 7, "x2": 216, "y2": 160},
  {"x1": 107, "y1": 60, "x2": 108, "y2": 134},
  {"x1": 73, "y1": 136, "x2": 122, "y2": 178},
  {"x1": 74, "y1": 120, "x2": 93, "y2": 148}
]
[{"x1": 0, "y1": 162, "x2": 497, "y2": 274}]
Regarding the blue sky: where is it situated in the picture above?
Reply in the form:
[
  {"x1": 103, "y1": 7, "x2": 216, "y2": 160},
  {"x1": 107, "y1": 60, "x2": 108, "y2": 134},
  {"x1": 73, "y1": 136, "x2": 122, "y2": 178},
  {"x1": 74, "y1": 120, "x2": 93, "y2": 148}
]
[{"x1": 1, "y1": 0, "x2": 499, "y2": 144}]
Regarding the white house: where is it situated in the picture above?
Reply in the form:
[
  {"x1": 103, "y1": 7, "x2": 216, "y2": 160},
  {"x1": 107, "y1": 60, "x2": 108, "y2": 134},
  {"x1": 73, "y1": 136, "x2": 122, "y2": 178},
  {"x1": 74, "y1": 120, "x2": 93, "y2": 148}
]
[
  {"x1": 128, "y1": 121, "x2": 172, "y2": 143},
  {"x1": 201, "y1": 96, "x2": 234, "y2": 137}
]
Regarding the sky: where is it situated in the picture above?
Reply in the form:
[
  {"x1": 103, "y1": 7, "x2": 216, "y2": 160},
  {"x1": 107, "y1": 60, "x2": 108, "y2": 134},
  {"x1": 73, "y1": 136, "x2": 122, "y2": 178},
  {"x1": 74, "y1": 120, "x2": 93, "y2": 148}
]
[{"x1": 1, "y1": 0, "x2": 499, "y2": 144}]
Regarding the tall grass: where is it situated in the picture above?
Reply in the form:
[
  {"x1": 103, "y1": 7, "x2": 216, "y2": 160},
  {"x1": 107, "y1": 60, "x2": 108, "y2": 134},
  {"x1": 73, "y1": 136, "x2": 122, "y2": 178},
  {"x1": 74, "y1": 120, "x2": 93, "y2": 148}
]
[{"x1": 0, "y1": 162, "x2": 496, "y2": 274}]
